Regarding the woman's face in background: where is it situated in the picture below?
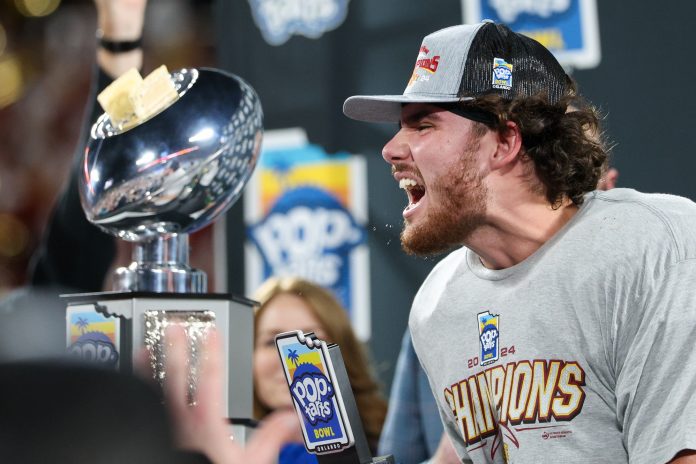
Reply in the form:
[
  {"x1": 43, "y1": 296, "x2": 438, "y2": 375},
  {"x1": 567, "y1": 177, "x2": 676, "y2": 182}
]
[{"x1": 253, "y1": 292, "x2": 328, "y2": 411}]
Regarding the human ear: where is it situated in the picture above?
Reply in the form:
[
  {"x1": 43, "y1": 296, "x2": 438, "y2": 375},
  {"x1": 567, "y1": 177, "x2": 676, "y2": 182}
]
[
  {"x1": 490, "y1": 121, "x2": 522, "y2": 170},
  {"x1": 597, "y1": 167, "x2": 619, "y2": 191}
]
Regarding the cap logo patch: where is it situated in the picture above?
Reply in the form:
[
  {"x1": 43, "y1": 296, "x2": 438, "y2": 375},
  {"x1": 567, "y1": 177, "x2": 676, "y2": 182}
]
[
  {"x1": 492, "y1": 58, "x2": 513, "y2": 90},
  {"x1": 408, "y1": 45, "x2": 441, "y2": 87}
]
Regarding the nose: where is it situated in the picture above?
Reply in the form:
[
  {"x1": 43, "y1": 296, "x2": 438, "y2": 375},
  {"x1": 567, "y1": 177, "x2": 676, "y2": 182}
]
[{"x1": 382, "y1": 129, "x2": 410, "y2": 164}]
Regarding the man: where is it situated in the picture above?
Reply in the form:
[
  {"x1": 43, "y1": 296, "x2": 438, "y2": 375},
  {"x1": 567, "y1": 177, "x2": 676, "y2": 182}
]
[
  {"x1": 344, "y1": 21, "x2": 696, "y2": 463},
  {"x1": 377, "y1": 124, "x2": 619, "y2": 464}
]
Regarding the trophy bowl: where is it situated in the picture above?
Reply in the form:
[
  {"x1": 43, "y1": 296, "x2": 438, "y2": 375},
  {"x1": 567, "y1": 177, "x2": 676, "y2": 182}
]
[{"x1": 80, "y1": 68, "x2": 263, "y2": 242}]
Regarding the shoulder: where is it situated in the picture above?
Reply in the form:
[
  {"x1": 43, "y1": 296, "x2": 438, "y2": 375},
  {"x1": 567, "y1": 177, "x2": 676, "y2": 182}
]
[
  {"x1": 585, "y1": 188, "x2": 696, "y2": 263},
  {"x1": 417, "y1": 247, "x2": 468, "y2": 297},
  {"x1": 410, "y1": 247, "x2": 468, "y2": 321}
]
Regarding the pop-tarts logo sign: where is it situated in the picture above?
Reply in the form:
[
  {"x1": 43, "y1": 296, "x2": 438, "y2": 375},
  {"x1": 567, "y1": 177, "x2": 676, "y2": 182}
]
[
  {"x1": 290, "y1": 363, "x2": 336, "y2": 425},
  {"x1": 276, "y1": 330, "x2": 354, "y2": 454},
  {"x1": 248, "y1": 186, "x2": 365, "y2": 309},
  {"x1": 249, "y1": 0, "x2": 350, "y2": 46},
  {"x1": 486, "y1": 0, "x2": 572, "y2": 23},
  {"x1": 463, "y1": 0, "x2": 601, "y2": 69},
  {"x1": 244, "y1": 131, "x2": 371, "y2": 340}
]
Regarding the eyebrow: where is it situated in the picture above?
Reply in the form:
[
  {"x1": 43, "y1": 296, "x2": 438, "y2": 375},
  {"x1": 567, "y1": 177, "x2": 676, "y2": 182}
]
[{"x1": 400, "y1": 107, "x2": 444, "y2": 127}]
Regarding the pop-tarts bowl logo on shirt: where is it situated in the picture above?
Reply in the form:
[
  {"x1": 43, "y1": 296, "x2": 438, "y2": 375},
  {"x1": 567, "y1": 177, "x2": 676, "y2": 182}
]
[{"x1": 478, "y1": 311, "x2": 500, "y2": 366}]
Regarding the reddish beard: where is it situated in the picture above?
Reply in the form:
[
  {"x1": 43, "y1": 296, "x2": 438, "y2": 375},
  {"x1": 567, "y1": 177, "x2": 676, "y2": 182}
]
[{"x1": 400, "y1": 141, "x2": 487, "y2": 256}]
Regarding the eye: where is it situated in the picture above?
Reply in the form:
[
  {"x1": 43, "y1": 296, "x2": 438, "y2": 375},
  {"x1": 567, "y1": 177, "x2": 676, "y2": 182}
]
[{"x1": 256, "y1": 337, "x2": 276, "y2": 349}]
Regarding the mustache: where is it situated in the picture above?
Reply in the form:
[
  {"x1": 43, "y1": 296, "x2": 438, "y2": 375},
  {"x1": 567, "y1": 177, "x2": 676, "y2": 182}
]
[{"x1": 391, "y1": 163, "x2": 423, "y2": 179}]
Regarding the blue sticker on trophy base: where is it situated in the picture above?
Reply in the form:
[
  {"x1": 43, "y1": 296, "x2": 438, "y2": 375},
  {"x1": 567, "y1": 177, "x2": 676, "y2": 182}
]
[
  {"x1": 66, "y1": 306, "x2": 121, "y2": 369},
  {"x1": 275, "y1": 330, "x2": 354, "y2": 454}
]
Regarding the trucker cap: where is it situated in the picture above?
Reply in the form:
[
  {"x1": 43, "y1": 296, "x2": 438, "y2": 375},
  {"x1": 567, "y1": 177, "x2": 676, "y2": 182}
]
[{"x1": 343, "y1": 21, "x2": 570, "y2": 123}]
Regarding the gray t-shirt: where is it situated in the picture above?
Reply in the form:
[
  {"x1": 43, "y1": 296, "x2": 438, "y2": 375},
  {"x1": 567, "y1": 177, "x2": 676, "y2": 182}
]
[{"x1": 410, "y1": 188, "x2": 696, "y2": 464}]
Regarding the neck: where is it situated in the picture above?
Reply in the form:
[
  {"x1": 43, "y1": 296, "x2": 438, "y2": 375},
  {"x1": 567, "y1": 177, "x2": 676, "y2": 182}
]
[{"x1": 466, "y1": 196, "x2": 579, "y2": 270}]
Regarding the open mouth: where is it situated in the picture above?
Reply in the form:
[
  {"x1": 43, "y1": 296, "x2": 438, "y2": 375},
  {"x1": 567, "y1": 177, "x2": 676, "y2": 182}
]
[{"x1": 399, "y1": 177, "x2": 426, "y2": 212}]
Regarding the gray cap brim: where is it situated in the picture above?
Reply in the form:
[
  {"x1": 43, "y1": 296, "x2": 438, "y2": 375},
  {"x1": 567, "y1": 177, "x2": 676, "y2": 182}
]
[{"x1": 343, "y1": 94, "x2": 468, "y2": 123}]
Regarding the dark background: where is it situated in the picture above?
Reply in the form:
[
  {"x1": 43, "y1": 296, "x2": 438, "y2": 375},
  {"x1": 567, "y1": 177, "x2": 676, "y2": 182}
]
[{"x1": 216, "y1": 0, "x2": 696, "y2": 391}]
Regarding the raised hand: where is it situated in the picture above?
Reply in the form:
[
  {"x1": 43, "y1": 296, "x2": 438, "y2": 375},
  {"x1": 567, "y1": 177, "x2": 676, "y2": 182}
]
[
  {"x1": 162, "y1": 326, "x2": 300, "y2": 464},
  {"x1": 93, "y1": 0, "x2": 147, "y2": 77},
  {"x1": 95, "y1": 0, "x2": 147, "y2": 40}
]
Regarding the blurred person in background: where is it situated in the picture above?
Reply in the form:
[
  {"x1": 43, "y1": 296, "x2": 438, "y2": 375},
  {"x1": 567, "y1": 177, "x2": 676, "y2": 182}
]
[
  {"x1": 28, "y1": 0, "x2": 146, "y2": 293},
  {"x1": 1, "y1": 0, "x2": 151, "y2": 362}
]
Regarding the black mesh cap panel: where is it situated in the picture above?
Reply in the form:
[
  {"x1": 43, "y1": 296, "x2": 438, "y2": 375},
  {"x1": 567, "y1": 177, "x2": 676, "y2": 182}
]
[{"x1": 459, "y1": 22, "x2": 569, "y2": 104}]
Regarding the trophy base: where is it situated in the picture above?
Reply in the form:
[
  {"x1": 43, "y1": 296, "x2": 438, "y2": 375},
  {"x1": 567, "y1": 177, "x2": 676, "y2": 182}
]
[{"x1": 63, "y1": 291, "x2": 254, "y2": 421}]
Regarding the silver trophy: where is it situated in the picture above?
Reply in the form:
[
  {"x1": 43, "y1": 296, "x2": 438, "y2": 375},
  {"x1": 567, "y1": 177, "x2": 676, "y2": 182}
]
[
  {"x1": 65, "y1": 68, "x2": 261, "y2": 438},
  {"x1": 81, "y1": 67, "x2": 262, "y2": 292}
]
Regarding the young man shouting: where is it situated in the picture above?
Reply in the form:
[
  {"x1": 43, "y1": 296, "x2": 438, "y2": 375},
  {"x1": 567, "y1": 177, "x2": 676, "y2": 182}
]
[{"x1": 344, "y1": 21, "x2": 696, "y2": 464}]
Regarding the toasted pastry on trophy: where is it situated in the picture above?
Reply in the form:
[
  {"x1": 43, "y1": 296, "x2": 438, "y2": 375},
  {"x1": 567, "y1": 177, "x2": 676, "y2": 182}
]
[
  {"x1": 97, "y1": 65, "x2": 178, "y2": 129},
  {"x1": 97, "y1": 68, "x2": 143, "y2": 129},
  {"x1": 133, "y1": 65, "x2": 179, "y2": 121}
]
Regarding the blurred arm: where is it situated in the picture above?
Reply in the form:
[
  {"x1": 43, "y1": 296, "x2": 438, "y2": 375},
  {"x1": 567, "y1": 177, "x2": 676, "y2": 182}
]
[
  {"x1": 378, "y1": 330, "x2": 441, "y2": 463},
  {"x1": 95, "y1": 0, "x2": 146, "y2": 78},
  {"x1": 28, "y1": 0, "x2": 147, "y2": 291}
]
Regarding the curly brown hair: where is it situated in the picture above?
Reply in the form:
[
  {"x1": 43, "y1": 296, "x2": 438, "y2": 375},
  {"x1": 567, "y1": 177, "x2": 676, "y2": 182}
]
[{"x1": 458, "y1": 80, "x2": 609, "y2": 207}]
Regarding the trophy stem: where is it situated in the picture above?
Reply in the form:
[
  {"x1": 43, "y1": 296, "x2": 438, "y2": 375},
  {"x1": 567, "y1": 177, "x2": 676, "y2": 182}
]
[{"x1": 112, "y1": 233, "x2": 207, "y2": 293}]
